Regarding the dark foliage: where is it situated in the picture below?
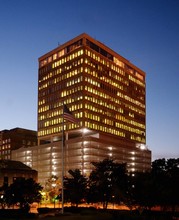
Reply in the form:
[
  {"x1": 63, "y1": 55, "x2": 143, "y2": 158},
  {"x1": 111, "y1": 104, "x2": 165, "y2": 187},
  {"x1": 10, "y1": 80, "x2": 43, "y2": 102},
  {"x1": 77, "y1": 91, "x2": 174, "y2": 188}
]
[
  {"x1": 64, "y1": 169, "x2": 88, "y2": 207},
  {"x1": 87, "y1": 159, "x2": 128, "y2": 209},
  {"x1": 3, "y1": 178, "x2": 43, "y2": 211},
  {"x1": 131, "y1": 158, "x2": 179, "y2": 211}
]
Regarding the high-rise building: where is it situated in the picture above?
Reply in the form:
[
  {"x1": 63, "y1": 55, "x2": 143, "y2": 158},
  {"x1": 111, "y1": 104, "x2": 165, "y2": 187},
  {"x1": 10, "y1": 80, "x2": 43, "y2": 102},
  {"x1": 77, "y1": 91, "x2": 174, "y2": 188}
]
[
  {"x1": 12, "y1": 33, "x2": 151, "y2": 185},
  {"x1": 38, "y1": 33, "x2": 151, "y2": 174}
]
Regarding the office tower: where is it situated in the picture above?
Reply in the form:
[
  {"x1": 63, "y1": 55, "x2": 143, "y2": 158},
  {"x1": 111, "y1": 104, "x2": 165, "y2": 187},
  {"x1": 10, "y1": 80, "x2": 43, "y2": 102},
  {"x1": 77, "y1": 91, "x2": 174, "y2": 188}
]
[{"x1": 30, "y1": 33, "x2": 151, "y2": 184}]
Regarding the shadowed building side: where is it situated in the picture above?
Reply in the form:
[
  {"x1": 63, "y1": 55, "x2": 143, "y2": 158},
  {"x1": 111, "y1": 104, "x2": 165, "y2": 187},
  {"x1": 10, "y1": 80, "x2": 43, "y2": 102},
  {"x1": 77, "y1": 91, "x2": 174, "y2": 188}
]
[{"x1": 0, "y1": 159, "x2": 38, "y2": 187}]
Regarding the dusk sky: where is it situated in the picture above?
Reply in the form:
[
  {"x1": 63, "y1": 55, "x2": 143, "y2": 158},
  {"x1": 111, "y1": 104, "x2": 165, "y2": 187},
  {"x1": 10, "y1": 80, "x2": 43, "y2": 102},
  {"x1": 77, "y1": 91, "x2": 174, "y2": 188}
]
[{"x1": 0, "y1": 0, "x2": 179, "y2": 160}]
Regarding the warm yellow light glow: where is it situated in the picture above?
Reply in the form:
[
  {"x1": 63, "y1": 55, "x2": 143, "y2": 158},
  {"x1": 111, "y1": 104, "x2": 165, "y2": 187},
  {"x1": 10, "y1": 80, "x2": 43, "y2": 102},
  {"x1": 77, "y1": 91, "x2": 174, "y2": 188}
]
[
  {"x1": 136, "y1": 144, "x2": 147, "y2": 150},
  {"x1": 140, "y1": 144, "x2": 146, "y2": 150},
  {"x1": 82, "y1": 128, "x2": 89, "y2": 133},
  {"x1": 132, "y1": 163, "x2": 135, "y2": 166},
  {"x1": 52, "y1": 183, "x2": 56, "y2": 187},
  {"x1": 131, "y1": 168, "x2": 135, "y2": 172},
  {"x1": 83, "y1": 169, "x2": 87, "y2": 173},
  {"x1": 131, "y1": 157, "x2": 135, "y2": 161}
]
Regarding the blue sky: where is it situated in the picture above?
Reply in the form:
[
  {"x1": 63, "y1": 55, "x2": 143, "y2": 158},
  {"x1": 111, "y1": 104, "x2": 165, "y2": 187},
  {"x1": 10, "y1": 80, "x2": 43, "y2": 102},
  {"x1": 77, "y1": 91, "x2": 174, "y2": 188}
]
[{"x1": 0, "y1": 0, "x2": 179, "y2": 160}]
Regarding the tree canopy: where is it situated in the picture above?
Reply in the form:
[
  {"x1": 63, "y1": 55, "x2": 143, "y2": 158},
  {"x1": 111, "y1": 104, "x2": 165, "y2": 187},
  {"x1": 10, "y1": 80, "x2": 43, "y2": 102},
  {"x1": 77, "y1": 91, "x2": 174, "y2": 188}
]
[
  {"x1": 132, "y1": 158, "x2": 179, "y2": 211},
  {"x1": 63, "y1": 158, "x2": 179, "y2": 212},
  {"x1": 1, "y1": 157, "x2": 178, "y2": 212},
  {"x1": 87, "y1": 159, "x2": 128, "y2": 209},
  {"x1": 4, "y1": 178, "x2": 43, "y2": 211},
  {"x1": 64, "y1": 169, "x2": 87, "y2": 207}
]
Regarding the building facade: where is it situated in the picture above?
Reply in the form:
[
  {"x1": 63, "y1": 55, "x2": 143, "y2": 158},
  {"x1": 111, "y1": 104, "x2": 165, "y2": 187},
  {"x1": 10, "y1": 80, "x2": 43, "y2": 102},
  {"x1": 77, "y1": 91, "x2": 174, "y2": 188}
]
[
  {"x1": 13, "y1": 33, "x2": 151, "y2": 185},
  {"x1": 0, "y1": 160, "x2": 37, "y2": 187},
  {"x1": 0, "y1": 128, "x2": 37, "y2": 160}
]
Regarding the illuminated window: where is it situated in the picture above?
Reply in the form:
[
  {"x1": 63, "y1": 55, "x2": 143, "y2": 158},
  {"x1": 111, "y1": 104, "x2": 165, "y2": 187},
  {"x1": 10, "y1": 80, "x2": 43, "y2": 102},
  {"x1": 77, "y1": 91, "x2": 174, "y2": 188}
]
[{"x1": 53, "y1": 53, "x2": 57, "y2": 60}]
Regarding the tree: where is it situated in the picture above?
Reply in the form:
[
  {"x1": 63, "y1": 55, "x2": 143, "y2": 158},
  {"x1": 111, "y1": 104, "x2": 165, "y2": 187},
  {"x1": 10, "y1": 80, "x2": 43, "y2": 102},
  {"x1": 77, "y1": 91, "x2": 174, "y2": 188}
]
[
  {"x1": 64, "y1": 169, "x2": 87, "y2": 207},
  {"x1": 165, "y1": 158, "x2": 179, "y2": 212},
  {"x1": 150, "y1": 158, "x2": 179, "y2": 211},
  {"x1": 44, "y1": 175, "x2": 61, "y2": 203},
  {"x1": 131, "y1": 171, "x2": 157, "y2": 210},
  {"x1": 132, "y1": 158, "x2": 179, "y2": 212},
  {"x1": 0, "y1": 192, "x2": 6, "y2": 209},
  {"x1": 87, "y1": 159, "x2": 128, "y2": 209},
  {"x1": 154, "y1": 158, "x2": 179, "y2": 212},
  {"x1": 4, "y1": 178, "x2": 43, "y2": 211},
  {"x1": 151, "y1": 159, "x2": 170, "y2": 210},
  {"x1": 131, "y1": 159, "x2": 176, "y2": 210},
  {"x1": 0, "y1": 184, "x2": 8, "y2": 209}
]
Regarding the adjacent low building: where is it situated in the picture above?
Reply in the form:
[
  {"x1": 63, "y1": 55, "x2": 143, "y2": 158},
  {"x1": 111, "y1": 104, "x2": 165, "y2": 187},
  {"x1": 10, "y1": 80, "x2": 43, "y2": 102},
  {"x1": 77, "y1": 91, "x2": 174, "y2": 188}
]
[
  {"x1": 0, "y1": 128, "x2": 37, "y2": 160},
  {"x1": 0, "y1": 159, "x2": 38, "y2": 187}
]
